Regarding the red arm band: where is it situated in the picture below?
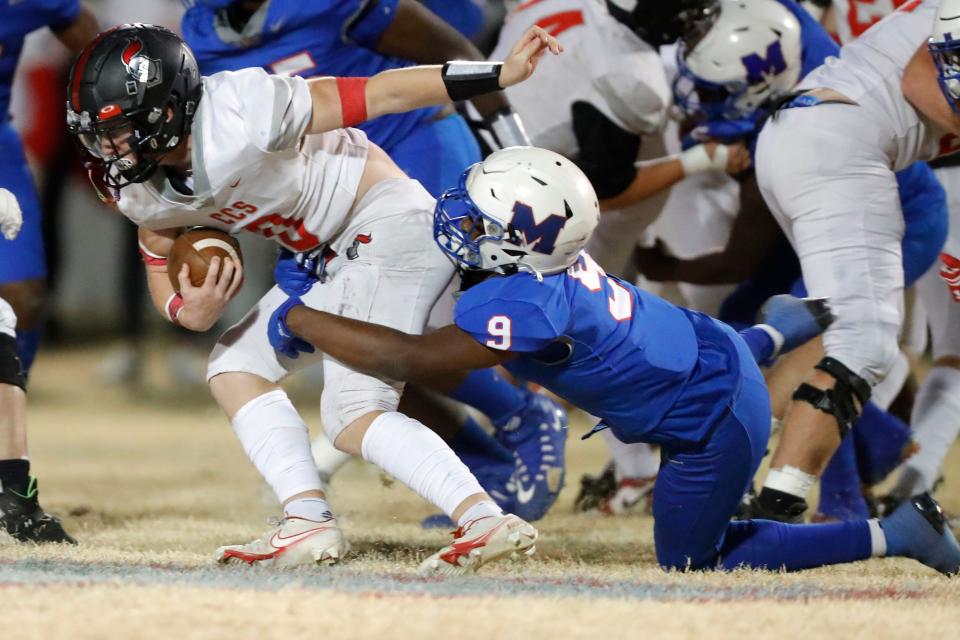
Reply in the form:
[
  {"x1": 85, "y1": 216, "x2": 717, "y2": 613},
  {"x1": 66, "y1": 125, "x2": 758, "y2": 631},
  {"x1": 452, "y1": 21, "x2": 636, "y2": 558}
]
[
  {"x1": 139, "y1": 241, "x2": 168, "y2": 267},
  {"x1": 165, "y1": 293, "x2": 185, "y2": 325},
  {"x1": 336, "y1": 77, "x2": 369, "y2": 128}
]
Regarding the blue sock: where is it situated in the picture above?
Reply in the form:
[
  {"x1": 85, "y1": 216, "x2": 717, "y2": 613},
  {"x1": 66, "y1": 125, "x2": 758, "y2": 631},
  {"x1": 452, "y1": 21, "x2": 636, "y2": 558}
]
[
  {"x1": 449, "y1": 368, "x2": 527, "y2": 427},
  {"x1": 853, "y1": 402, "x2": 912, "y2": 486},
  {"x1": 449, "y1": 415, "x2": 514, "y2": 469},
  {"x1": 738, "y1": 326, "x2": 775, "y2": 365},
  {"x1": 818, "y1": 433, "x2": 870, "y2": 520},
  {"x1": 719, "y1": 519, "x2": 872, "y2": 571},
  {"x1": 14, "y1": 327, "x2": 40, "y2": 379}
]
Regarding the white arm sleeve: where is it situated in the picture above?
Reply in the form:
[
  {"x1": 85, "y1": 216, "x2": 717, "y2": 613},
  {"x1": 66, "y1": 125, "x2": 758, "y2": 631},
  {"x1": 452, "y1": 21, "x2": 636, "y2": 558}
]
[{"x1": 239, "y1": 68, "x2": 313, "y2": 153}]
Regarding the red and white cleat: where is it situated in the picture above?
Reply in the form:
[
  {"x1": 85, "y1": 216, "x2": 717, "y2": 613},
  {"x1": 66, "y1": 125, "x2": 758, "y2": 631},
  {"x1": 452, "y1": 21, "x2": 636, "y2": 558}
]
[
  {"x1": 419, "y1": 514, "x2": 538, "y2": 576},
  {"x1": 216, "y1": 515, "x2": 349, "y2": 568}
]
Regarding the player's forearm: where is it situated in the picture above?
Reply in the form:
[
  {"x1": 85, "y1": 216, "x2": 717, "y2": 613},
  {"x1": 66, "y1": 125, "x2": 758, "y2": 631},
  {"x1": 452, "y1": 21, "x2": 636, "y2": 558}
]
[
  {"x1": 666, "y1": 253, "x2": 756, "y2": 285},
  {"x1": 599, "y1": 159, "x2": 683, "y2": 211},
  {"x1": 286, "y1": 306, "x2": 428, "y2": 381},
  {"x1": 146, "y1": 267, "x2": 178, "y2": 318},
  {"x1": 365, "y1": 66, "x2": 450, "y2": 121}
]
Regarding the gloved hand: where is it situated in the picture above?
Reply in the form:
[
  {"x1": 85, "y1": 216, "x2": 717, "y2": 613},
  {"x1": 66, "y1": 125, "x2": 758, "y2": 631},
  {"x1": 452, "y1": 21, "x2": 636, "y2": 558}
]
[
  {"x1": 0, "y1": 188, "x2": 23, "y2": 240},
  {"x1": 684, "y1": 118, "x2": 758, "y2": 148},
  {"x1": 759, "y1": 295, "x2": 834, "y2": 357},
  {"x1": 274, "y1": 248, "x2": 324, "y2": 295},
  {"x1": 267, "y1": 295, "x2": 316, "y2": 359}
]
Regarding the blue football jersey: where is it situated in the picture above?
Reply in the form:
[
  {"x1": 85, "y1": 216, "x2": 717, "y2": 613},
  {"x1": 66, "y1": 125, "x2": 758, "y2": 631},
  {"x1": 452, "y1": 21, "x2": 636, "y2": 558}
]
[
  {"x1": 454, "y1": 253, "x2": 742, "y2": 447},
  {"x1": 181, "y1": 0, "x2": 441, "y2": 153},
  {"x1": 0, "y1": 0, "x2": 79, "y2": 123}
]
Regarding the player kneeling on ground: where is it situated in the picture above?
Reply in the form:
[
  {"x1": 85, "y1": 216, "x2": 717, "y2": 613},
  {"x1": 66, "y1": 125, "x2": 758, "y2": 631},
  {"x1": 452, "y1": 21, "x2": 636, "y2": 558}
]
[{"x1": 269, "y1": 147, "x2": 960, "y2": 574}]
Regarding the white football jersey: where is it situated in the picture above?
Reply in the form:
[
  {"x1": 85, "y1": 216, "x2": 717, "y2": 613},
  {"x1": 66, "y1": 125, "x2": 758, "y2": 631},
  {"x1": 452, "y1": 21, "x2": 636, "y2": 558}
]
[
  {"x1": 117, "y1": 68, "x2": 369, "y2": 252},
  {"x1": 799, "y1": 0, "x2": 951, "y2": 170},
  {"x1": 831, "y1": 0, "x2": 915, "y2": 45},
  {"x1": 489, "y1": 0, "x2": 670, "y2": 156}
]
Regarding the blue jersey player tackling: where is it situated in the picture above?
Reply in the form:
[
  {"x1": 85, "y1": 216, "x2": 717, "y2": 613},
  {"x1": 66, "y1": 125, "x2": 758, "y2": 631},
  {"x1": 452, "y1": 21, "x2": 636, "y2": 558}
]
[
  {"x1": 181, "y1": 0, "x2": 566, "y2": 523},
  {"x1": 267, "y1": 147, "x2": 960, "y2": 575},
  {"x1": 0, "y1": 0, "x2": 98, "y2": 544}
]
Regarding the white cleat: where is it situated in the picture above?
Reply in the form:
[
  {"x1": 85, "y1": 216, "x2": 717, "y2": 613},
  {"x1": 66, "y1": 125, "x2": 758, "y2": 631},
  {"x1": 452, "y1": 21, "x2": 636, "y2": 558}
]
[
  {"x1": 418, "y1": 513, "x2": 538, "y2": 576},
  {"x1": 215, "y1": 515, "x2": 349, "y2": 568}
]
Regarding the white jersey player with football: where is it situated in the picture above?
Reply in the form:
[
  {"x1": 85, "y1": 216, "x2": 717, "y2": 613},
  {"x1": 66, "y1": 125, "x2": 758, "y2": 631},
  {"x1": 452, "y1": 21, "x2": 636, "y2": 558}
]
[
  {"x1": 827, "y1": 0, "x2": 960, "y2": 504},
  {"x1": 67, "y1": 23, "x2": 561, "y2": 573},
  {"x1": 751, "y1": 0, "x2": 960, "y2": 519}
]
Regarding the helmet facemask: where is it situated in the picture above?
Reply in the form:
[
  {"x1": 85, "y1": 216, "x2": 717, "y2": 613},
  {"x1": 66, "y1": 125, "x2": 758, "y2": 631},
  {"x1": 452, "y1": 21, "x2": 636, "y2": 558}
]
[
  {"x1": 930, "y1": 34, "x2": 960, "y2": 115},
  {"x1": 434, "y1": 170, "x2": 517, "y2": 275}
]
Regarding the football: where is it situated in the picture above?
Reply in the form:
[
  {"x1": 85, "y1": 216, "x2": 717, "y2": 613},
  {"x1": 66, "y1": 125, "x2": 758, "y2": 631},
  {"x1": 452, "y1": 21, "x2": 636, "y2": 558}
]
[{"x1": 167, "y1": 228, "x2": 244, "y2": 292}]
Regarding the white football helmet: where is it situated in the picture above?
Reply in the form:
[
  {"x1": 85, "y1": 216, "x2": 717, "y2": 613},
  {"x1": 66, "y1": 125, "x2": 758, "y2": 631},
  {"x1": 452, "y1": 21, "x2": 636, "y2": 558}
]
[
  {"x1": 673, "y1": 0, "x2": 802, "y2": 121},
  {"x1": 434, "y1": 147, "x2": 600, "y2": 276},
  {"x1": 930, "y1": 0, "x2": 960, "y2": 114}
]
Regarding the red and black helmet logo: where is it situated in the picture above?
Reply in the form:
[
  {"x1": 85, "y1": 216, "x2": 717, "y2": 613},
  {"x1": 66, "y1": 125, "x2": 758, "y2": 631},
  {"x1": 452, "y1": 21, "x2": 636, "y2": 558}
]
[{"x1": 121, "y1": 39, "x2": 162, "y2": 89}]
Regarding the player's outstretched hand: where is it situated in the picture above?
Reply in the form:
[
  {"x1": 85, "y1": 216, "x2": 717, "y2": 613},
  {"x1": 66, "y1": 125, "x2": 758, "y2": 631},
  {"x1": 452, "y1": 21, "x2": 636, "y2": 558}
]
[
  {"x1": 500, "y1": 25, "x2": 563, "y2": 89},
  {"x1": 177, "y1": 256, "x2": 244, "y2": 331},
  {"x1": 0, "y1": 188, "x2": 23, "y2": 240},
  {"x1": 268, "y1": 296, "x2": 316, "y2": 359},
  {"x1": 274, "y1": 249, "x2": 321, "y2": 295}
]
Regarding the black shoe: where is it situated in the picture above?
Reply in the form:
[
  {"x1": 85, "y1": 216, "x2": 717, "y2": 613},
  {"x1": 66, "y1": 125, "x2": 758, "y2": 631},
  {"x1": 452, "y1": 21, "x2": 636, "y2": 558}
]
[
  {"x1": 573, "y1": 462, "x2": 617, "y2": 513},
  {"x1": 0, "y1": 478, "x2": 77, "y2": 544},
  {"x1": 736, "y1": 489, "x2": 808, "y2": 524}
]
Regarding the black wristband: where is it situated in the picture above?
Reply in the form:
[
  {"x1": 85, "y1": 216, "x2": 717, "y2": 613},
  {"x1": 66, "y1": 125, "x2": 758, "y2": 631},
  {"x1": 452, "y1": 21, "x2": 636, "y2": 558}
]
[{"x1": 442, "y1": 61, "x2": 503, "y2": 102}]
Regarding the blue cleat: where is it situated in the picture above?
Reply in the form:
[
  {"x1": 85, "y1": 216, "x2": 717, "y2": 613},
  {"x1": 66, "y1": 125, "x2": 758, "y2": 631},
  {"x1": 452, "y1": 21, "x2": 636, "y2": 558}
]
[
  {"x1": 757, "y1": 295, "x2": 834, "y2": 365},
  {"x1": 496, "y1": 392, "x2": 568, "y2": 521},
  {"x1": 881, "y1": 493, "x2": 960, "y2": 576}
]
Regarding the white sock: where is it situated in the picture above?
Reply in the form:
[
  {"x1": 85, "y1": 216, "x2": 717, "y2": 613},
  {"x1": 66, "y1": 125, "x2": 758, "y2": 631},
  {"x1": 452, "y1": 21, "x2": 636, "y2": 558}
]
[
  {"x1": 231, "y1": 390, "x2": 325, "y2": 503},
  {"x1": 284, "y1": 497, "x2": 334, "y2": 521},
  {"x1": 360, "y1": 411, "x2": 486, "y2": 518},
  {"x1": 601, "y1": 429, "x2": 660, "y2": 480},
  {"x1": 458, "y1": 500, "x2": 503, "y2": 527},
  {"x1": 898, "y1": 365, "x2": 960, "y2": 494},
  {"x1": 763, "y1": 465, "x2": 816, "y2": 499},
  {"x1": 867, "y1": 518, "x2": 887, "y2": 557}
]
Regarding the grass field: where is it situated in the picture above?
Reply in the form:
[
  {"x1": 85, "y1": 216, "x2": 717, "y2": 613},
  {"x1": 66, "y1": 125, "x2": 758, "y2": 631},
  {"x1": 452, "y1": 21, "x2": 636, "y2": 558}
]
[{"x1": 2, "y1": 345, "x2": 959, "y2": 640}]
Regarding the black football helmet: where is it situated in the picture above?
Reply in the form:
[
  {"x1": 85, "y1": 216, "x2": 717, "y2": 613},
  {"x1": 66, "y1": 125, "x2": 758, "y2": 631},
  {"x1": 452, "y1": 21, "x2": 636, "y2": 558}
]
[
  {"x1": 606, "y1": 0, "x2": 720, "y2": 47},
  {"x1": 66, "y1": 24, "x2": 203, "y2": 189}
]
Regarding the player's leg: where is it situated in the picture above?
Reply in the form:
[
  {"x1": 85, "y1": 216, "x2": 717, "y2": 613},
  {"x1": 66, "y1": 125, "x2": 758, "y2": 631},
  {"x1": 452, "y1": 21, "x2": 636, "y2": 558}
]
[
  {"x1": 0, "y1": 125, "x2": 48, "y2": 377},
  {"x1": 0, "y1": 297, "x2": 73, "y2": 544},
  {"x1": 311, "y1": 188, "x2": 537, "y2": 574},
  {"x1": 752, "y1": 105, "x2": 905, "y2": 521},
  {"x1": 888, "y1": 250, "x2": 960, "y2": 500},
  {"x1": 654, "y1": 334, "x2": 959, "y2": 574},
  {"x1": 206, "y1": 287, "x2": 346, "y2": 567}
]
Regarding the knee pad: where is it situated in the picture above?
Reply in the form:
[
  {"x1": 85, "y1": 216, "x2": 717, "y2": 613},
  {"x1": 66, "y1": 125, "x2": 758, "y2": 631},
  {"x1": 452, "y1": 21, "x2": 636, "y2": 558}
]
[
  {"x1": 792, "y1": 357, "x2": 871, "y2": 438},
  {"x1": 0, "y1": 332, "x2": 26, "y2": 390}
]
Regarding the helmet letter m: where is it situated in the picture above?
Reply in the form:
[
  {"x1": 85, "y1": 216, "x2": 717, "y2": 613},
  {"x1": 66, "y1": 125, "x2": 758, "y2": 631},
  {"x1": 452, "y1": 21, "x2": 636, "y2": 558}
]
[
  {"x1": 740, "y1": 40, "x2": 787, "y2": 83},
  {"x1": 511, "y1": 201, "x2": 567, "y2": 254}
]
